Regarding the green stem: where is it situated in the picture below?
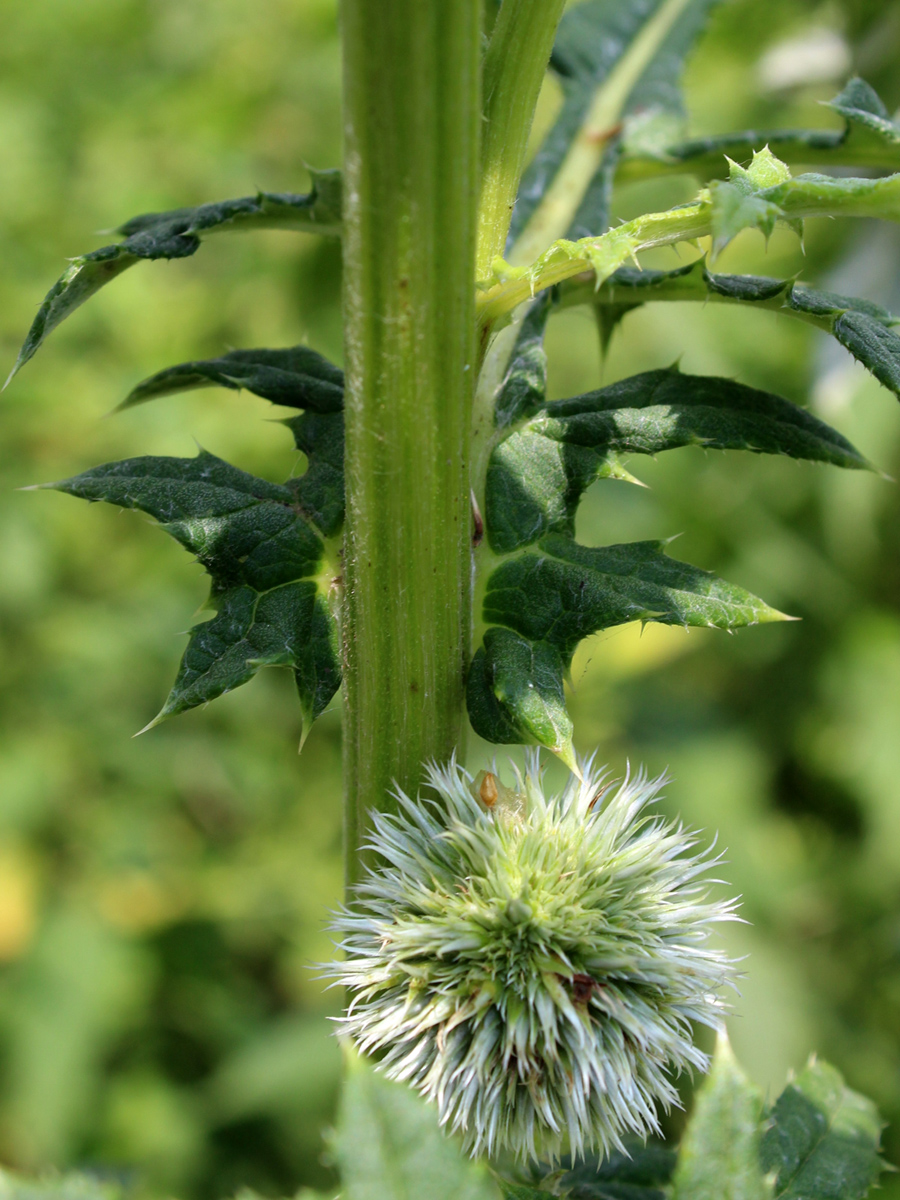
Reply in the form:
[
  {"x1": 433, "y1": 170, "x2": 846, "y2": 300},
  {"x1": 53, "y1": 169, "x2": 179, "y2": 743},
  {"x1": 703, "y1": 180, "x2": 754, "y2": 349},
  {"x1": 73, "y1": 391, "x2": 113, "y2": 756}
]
[
  {"x1": 341, "y1": 0, "x2": 481, "y2": 888},
  {"x1": 477, "y1": 170, "x2": 900, "y2": 328},
  {"x1": 476, "y1": 0, "x2": 567, "y2": 278},
  {"x1": 479, "y1": 202, "x2": 711, "y2": 327}
]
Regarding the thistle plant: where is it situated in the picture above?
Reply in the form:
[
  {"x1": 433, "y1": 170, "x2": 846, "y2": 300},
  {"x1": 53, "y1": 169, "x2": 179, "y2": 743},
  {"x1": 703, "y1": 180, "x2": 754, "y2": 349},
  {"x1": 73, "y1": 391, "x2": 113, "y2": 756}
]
[
  {"x1": 9, "y1": 0, "x2": 899, "y2": 1195},
  {"x1": 330, "y1": 756, "x2": 735, "y2": 1160}
]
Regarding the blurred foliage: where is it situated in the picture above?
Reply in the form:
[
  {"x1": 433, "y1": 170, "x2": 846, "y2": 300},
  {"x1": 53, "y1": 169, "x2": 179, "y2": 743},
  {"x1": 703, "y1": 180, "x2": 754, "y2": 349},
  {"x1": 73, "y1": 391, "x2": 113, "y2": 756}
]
[{"x1": 2, "y1": 0, "x2": 900, "y2": 1198}]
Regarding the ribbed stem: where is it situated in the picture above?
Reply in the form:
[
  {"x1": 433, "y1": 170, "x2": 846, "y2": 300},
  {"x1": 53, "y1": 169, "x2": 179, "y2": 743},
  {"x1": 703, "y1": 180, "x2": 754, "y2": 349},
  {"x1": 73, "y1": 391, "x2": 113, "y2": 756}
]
[{"x1": 341, "y1": 1, "x2": 481, "y2": 888}]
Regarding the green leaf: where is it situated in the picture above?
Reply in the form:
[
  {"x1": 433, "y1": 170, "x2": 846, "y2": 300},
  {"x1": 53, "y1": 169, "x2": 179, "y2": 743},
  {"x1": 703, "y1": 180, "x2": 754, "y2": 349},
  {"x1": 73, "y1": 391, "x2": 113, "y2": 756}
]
[
  {"x1": 485, "y1": 426, "x2": 637, "y2": 554},
  {"x1": 119, "y1": 343, "x2": 346, "y2": 536},
  {"x1": 285, "y1": 410, "x2": 345, "y2": 538},
  {"x1": 832, "y1": 312, "x2": 900, "y2": 399},
  {"x1": 626, "y1": 78, "x2": 900, "y2": 182},
  {"x1": 671, "y1": 1030, "x2": 771, "y2": 1200},
  {"x1": 45, "y1": 451, "x2": 340, "y2": 738},
  {"x1": 494, "y1": 295, "x2": 552, "y2": 429},
  {"x1": 484, "y1": 535, "x2": 786, "y2": 659},
  {"x1": 825, "y1": 77, "x2": 900, "y2": 163},
  {"x1": 510, "y1": 0, "x2": 721, "y2": 249},
  {"x1": 120, "y1": 344, "x2": 345, "y2": 412},
  {"x1": 486, "y1": 367, "x2": 867, "y2": 554},
  {"x1": 562, "y1": 260, "x2": 900, "y2": 401},
  {"x1": 335, "y1": 1051, "x2": 501, "y2": 1200},
  {"x1": 760, "y1": 1059, "x2": 887, "y2": 1199},
  {"x1": 7, "y1": 169, "x2": 341, "y2": 384},
  {"x1": 470, "y1": 534, "x2": 786, "y2": 756},
  {"x1": 466, "y1": 628, "x2": 575, "y2": 771}
]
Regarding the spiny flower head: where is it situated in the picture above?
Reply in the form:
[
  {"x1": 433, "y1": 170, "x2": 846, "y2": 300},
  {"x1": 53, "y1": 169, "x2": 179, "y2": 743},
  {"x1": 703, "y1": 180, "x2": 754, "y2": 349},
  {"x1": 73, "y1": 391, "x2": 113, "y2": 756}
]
[{"x1": 328, "y1": 754, "x2": 737, "y2": 1161}]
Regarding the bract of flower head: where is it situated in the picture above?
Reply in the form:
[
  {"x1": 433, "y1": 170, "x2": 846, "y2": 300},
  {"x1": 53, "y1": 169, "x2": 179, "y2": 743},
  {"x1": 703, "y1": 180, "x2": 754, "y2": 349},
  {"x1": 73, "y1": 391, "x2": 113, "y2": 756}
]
[{"x1": 327, "y1": 753, "x2": 737, "y2": 1161}]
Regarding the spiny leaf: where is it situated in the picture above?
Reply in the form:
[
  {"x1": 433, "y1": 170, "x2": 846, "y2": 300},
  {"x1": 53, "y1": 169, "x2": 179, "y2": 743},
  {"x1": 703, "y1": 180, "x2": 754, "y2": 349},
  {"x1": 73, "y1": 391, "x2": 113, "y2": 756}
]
[
  {"x1": 7, "y1": 169, "x2": 341, "y2": 384},
  {"x1": 469, "y1": 535, "x2": 786, "y2": 754},
  {"x1": 510, "y1": 0, "x2": 721, "y2": 251},
  {"x1": 120, "y1": 344, "x2": 345, "y2": 412},
  {"x1": 760, "y1": 1058, "x2": 887, "y2": 1199},
  {"x1": 44, "y1": 451, "x2": 340, "y2": 738},
  {"x1": 624, "y1": 77, "x2": 900, "y2": 182},
  {"x1": 119, "y1": 344, "x2": 346, "y2": 536},
  {"x1": 671, "y1": 1030, "x2": 771, "y2": 1200},
  {"x1": 466, "y1": 629, "x2": 575, "y2": 771},
  {"x1": 484, "y1": 535, "x2": 787, "y2": 659},
  {"x1": 832, "y1": 312, "x2": 900, "y2": 399},
  {"x1": 155, "y1": 579, "x2": 339, "y2": 738},
  {"x1": 562, "y1": 260, "x2": 900, "y2": 400},
  {"x1": 485, "y1": 427, "x2": 636, "y2": 555},
  {"x1": 486, "y1": 367, "x2": 867, "y2": 554},
  {"x1": 825, "y1": 77, "x2": 900, "y2": 159},
  {"x1": 493, "y1": 294, "x2": 551, "y2": 429},
  {"x1": 285, "y1": 410, "x2": 345, "y2": 538},
  {"x1": 335, "y1": 1050, "x2": 501, "y2": 1200}
]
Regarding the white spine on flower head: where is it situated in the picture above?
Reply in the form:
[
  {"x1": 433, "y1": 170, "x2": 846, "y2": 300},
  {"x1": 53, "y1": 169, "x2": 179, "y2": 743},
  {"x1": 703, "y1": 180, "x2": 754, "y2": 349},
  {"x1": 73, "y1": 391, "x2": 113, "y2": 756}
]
[{"x1": 327, "y1": 752, "x2": 738, "y2": 1161}]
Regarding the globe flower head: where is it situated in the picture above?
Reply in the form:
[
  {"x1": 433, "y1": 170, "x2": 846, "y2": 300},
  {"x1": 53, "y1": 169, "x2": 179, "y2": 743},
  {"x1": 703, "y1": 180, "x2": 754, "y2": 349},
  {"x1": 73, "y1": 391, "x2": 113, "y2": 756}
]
[{"x1": 329, "y1": 754, "x2": 737, "y2": 1161}]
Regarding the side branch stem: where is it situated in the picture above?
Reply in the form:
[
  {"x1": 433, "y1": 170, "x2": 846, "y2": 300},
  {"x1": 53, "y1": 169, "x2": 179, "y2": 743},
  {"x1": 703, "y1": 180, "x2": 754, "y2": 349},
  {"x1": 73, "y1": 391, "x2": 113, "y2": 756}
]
[{"x1": 476, "y1": 0, "x2": 566, "y2": 278}]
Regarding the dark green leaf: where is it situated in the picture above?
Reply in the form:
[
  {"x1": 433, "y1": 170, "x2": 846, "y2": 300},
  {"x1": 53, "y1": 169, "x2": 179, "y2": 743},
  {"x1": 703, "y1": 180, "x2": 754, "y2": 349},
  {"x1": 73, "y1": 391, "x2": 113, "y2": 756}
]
[
  {"x1": 119, "y1": 344, "x2": 346, "y2": 536},
  {"x1": 470, "y1": 534, "x2": 786, "y2": 754},
  {"x1": 556, "y1": 1141, "x2": 676, "y2": 1199},
  {"x1": 562, "y1": 260, "x2": 900, "y2": 400},
  {"x1": 626, "y1": 78, "x2": 900, "y2": 182},
  {"x1": 494, "y1": 295, "x2": 551, "y2": 429},
  {"x1": 760, "y1": 1059, "x2": 886, "y2": 1199},
  {"x1": 483, "y1": 535, "x2": 786, "y2": 659},
  {"x1": 335, "y1": 1051, "x2": 500, "y2": 1200},
  {"x1": 485, "y1": 428, "x2": 633, "y2": 555},
  {"x1": 285, "y1": 411, "x2": 345, "y2": 538},
  {"x1": 671, "y1": 1031, "x2": 770, "y2": 1200},
  {"x1": 510, "y1": 0, "x2": 720, "y2": 248},
  {"x1": 466, "y1": 629, "x2": 575, "y2": 771},
  {"x1": 120, "y1": 344, "x2": 345, "y2": 412},
  {"x1": 7, "y1": 169, "x2": 341, "y2": 384},
  {"x1": 45, "y1": 451, "x2": 340, "y2": 736},
  {"x1": 825, "y1": 77, "x2": 900, "y2": 159},
  {"x1": 833, "y1": 312, "x2": 900, "y2": 399},
  {"x1": 158, "y1": 580, "x2": 338, "y2": 736},
  {"x1": 486, "y1": 367, "x2": 867, "y2": 553}
]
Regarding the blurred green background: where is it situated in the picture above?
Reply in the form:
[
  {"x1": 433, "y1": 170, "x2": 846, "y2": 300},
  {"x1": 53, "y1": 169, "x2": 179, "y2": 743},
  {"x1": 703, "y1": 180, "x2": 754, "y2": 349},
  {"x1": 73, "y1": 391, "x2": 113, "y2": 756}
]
[{"x1": 2, "y1": 0, "x2": 900, "y2": 1195}]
